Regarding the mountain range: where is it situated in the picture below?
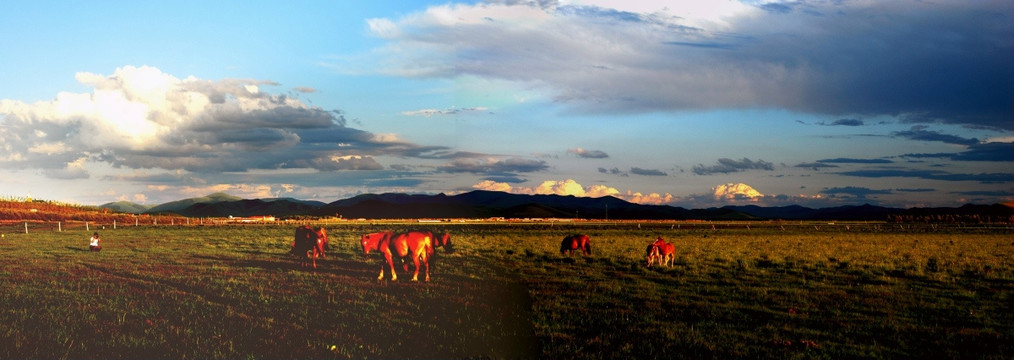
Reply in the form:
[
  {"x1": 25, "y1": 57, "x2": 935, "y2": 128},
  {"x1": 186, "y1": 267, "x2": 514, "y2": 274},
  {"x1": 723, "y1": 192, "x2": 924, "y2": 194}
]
[{"x1": 99, "y1": 191, "x2": 1014, "y2": 222}]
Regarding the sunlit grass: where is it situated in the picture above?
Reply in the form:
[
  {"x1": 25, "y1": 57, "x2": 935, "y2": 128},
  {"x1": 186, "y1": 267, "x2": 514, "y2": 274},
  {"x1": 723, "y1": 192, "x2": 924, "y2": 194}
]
[{"x1": 0, "y1": 223, "x2": 1011, "y2": 359}]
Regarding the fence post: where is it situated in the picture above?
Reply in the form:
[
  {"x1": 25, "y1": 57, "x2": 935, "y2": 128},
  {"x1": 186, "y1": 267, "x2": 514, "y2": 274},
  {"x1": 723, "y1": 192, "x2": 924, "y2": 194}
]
[
  {"x1": 86, "y1": 221, "x2": 90, "y2": 231},
  {"x1": 24, "y1": 222, "x2": 28, "y2": 234},
  {"x1": 114, "y1": 220, "x2": 116, "y2": 229},
  {"x1": 59, "y1": 222, "x2": 62, "y2": 232}
]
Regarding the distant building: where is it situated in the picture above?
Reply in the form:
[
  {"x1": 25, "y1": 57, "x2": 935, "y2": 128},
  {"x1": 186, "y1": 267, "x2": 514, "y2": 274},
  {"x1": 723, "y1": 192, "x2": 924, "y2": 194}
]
[{"x1": 228, "y1": 215, "x2": 276, "y2": 223}]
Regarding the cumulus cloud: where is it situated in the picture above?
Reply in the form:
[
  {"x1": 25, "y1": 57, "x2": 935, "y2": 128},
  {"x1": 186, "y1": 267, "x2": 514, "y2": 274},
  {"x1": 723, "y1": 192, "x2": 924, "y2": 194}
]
[
  {"x1": 362, "y1": 0, "x2": 1013, "y2": 130},
  {"x1": 470, "y1": 178, "x2": 673, "y2": 204},
  {"x1": 693, "y1": 158, "x2": 773, "y2": 175},
  {"x1": 472, "y1": 179, "x2": 514, "y2": 192},
  {"x1": 713, "y1": 183, "x2": 764, "y2": 201},
  {"x1": 568, "y1": 147, "x2": 609, "y2": 159},
  {"x1": 622, "y1": 191, "x2": 674, "y2": 205},
  {"x1": 533, "y1": 179, "x2": 589, "y2": 196},
  {"x1": 0, "y1": 66, "x2": 443, "y2": 178}
]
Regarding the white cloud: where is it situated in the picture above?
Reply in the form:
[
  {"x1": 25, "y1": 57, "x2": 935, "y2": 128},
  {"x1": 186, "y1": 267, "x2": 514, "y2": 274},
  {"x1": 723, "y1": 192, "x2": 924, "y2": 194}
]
[
  {"x1": 0, "y1": 65, "x2": 439, "y2": 176},
  {"x1": 713, "y1": 182, "x2": 764, "y2": 200},
  {"x1": 534, "y1": 179, "x2": 587, "y2": 196},
  {"x1": 472, "y1": 179, "x2": 513, "y2": 192},
  {"x1": 470, "y1": 178, "x2": 675, "y2": 204},
  {"x1": 402, "y1": 106, "x2": 488, "y2": 117},
  {"x1": 586, "y1": 184, "x2": 620, "y2": 198},
  {"x1": 623, "y1": 191, "x2": 674, "y2": 205}
]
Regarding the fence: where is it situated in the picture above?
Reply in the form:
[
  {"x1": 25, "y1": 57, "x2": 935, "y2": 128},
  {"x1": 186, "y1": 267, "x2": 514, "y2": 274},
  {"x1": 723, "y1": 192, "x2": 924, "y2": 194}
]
[{"x1": 0, "y1": 217, "x2": 258, "y2": 235}]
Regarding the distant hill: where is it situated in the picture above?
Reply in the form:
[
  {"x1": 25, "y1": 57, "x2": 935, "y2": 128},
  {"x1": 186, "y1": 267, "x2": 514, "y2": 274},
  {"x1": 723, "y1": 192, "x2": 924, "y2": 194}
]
[
  {"x1": 893, "y1": 203, "x2": 1014, "y2": 223},
  {"x1": 724, "y1": 204, "x2": 903, "y2": 221},
  {"x1": 99, "y1": 201, "x2": 153, "y2": 214},
  {"x1": 7, "y1": 191, "x2": 1013, "y2": 222},
  {"x1": 313, "y1": 190, "x2": 751, "y2": 220},
  {"x1": 145, "y1": 192, "x2": 243, "y2": 214},
  {"x1": 176, "y1": 198, "x2": 324, "y2": 218}
]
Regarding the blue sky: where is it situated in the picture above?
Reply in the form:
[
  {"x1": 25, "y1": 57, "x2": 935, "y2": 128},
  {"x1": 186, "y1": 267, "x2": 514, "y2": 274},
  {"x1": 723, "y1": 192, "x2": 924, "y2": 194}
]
[{"x1": 1, "y1": 0, "x2": 1011, "y2": 208}]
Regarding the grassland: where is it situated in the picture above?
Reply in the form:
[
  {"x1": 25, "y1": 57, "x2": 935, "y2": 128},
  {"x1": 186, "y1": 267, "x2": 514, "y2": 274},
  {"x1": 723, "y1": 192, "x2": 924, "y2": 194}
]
[{"x1": 1, "y1": 222, "x2": 1011, "y2": 359}]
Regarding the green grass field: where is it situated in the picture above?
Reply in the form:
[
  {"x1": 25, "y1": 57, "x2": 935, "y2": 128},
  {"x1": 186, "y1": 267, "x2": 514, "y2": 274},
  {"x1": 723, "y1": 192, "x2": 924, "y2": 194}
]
[{"x1": 1, "y1": 222, "x2": 1012, "y2": 359}]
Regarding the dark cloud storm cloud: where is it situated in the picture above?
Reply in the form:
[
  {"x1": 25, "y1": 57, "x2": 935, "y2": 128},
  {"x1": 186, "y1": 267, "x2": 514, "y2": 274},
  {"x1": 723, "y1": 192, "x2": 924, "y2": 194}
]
[
  {"x1": 818, "y1": 158, "x2": 893, "y2": 164},
  {"x1": 367, "y1": 1, "x2": 1014, "y2": 130},
  {"x1": 891, "y1": 126, "x2": 980, "y2": 146},
  {"x1": 820, "y1": 186, "x2": 892, "y2": 198},
  {"x1": 437, "y1": 157, "x2": 548, "y2": 174},
  {"x1": 901, "y1": 142, "x2": 1014, "y2": 162},
  {"x1": 838, "y1": 169, "x2": 1014, "y2": 184},
  {"x1": 795, "y1": 162, "x2": 839, "y2": 171},
  {"x1": 820, "y1": 119, "x2": 865, "y2": 126},
  {"x1": 693, "y1": 158, "x2": 774, "y2": 175},
  {"x1": 630, "y1": 167, "x2": 667, "y2": 176}
]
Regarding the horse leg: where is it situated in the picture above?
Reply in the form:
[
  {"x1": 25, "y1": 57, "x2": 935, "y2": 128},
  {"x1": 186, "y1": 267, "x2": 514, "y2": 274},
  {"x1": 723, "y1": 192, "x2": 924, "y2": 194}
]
[
  {"x1": 385, "y1": 252, "x2": 398, "y2": 281},
  {"x1": 410, "y1": 250, "x2": 422, "y2": 281},
  {"x1": 380, "y1": 252, "x2": 393, "y2": 281},
  {"x1": 311, "y1": 251, "x2": 317, "y2": 269},
  {"x1": 422, "y1": 253, "x2": 430, "y2": 282}
]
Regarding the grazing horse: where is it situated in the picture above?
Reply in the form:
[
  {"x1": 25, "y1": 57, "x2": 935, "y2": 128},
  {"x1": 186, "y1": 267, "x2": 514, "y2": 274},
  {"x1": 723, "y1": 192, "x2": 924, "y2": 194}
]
[
  {"x1": 646, "y1": 244, "x2": 661, "y2": 267},
  {"x1": 649, "y1": 237, "x2": 675, "y2": 268},
  {"x1": 431, "y1": 232, "x2": 453, "y2": 253},
  {"x1": 389, "y1": 231, "x2": 435, "y2": 282},
  {"x1": 291, "y1": 226, "x2": 328, "y2": 269},
  {"x1": 360, "y1": 231, "x2": 395, "y2": 280},
  {"x1": 560, "y1": 234, "x2": 591, "y2": 256}
]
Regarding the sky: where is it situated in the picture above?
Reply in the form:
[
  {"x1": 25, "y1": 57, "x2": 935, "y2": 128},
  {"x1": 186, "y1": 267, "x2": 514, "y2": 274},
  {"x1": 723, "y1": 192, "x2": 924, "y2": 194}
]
[{"x1": 1, "y1": 0, "x2": 1012, "y2": 209}]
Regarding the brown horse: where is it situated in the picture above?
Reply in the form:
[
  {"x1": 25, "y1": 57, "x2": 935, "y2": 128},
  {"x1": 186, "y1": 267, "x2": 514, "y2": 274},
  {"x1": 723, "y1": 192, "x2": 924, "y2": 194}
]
[
  {"x1": 648, "y1": 237, "x2": 675, "y2": 268},
  {"x1": 291, "y1": 226, "x2": 328, "y2": 269},
  {"x1": 646, "y1": 244, "x2": 661, "y2": 267},
  {"x1": 361, "y1": 230, "x2": 446, "y2": 282},
  {"x1": 389, "y1": 231, "x2": 435, "y2": 282},
  {"x1": 360, "y1": 231, "x2": 395, "y2": 280},
  {"x1": 560, "y1": 234, "x2": 591, "y2": 256}
]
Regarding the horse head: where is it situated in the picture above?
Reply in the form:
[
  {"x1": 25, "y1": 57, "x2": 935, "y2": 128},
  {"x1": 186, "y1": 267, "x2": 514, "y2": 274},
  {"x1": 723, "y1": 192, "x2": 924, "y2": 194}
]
[
  {"x1": 360, "y1": 232, "x2": 391, "y2": 256},
  {"x1": 437, "y1": 232, "x2": 453, "y2": 253}
]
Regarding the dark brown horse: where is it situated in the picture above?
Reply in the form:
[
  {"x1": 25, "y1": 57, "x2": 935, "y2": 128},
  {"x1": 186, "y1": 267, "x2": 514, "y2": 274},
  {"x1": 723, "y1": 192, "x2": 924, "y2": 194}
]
[
  {"x1": 646, "y1": 243, "x2": 661, "y2": 267},
  {"x1": 431, "y1": 232, "x2": 453, "y2": 253},
  {"x1": 291, "y1": 226, "x2": 328, "y2": 269},
  {"x1": 560, "y1": 234, "x2": 591, "y2": 256}
]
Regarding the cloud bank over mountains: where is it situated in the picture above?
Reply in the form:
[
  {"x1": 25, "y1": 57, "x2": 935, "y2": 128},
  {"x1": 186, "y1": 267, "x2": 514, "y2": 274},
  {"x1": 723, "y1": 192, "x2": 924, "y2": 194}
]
[{"x1": 365, "y1": 0, "x2": 1012, "y2": 130}]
